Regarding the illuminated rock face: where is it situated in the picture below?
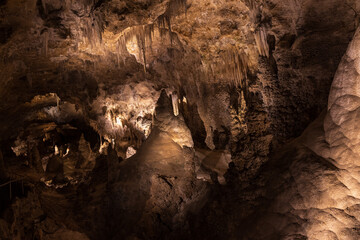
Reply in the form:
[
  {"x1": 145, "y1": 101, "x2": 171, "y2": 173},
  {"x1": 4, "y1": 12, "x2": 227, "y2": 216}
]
[
  {"x1": 309, "y1": 26, "x2": 360, "y2": 239},
  {"x1": 1, "y1": 0, "x2": 360, "y2": 239},
  {"x1": 325, "y1": 28, "x2": 360, "y2": 168},
  {"x1": 90, "y1": 81, "x2": 159, "y2": 148},
  {"x1": 195, "y1": 28, "x2": 360, "y2": 240}
]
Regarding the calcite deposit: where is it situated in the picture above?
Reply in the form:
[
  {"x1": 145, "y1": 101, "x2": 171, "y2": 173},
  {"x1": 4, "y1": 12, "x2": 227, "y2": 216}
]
[{"x1": 1, "y1": 0, "x2": 360, "y2": 239}]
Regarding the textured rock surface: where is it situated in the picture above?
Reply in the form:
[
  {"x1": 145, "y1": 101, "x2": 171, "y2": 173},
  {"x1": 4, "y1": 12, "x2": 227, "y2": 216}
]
[
  {"x1": 325, "y1": 27, "x2": 360, "y2": 167},
  {"x1": 0, "y1": 0, "x2": 359, "y2": 173},
  {"x1": 1, "y1": 0, "x2": 360, "y2": 239},
  {"x1": 188, "y1": 26, "x2": 360, "y2": 240}
]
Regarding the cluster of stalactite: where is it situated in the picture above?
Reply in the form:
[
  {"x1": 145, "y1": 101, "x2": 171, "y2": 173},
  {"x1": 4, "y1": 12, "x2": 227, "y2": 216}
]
[
  {"x1": 244, "y1": 0, "x2": 257, "y2": 10},
  {"x1": 199, "y1": 0, "x2": 269, "y2": 88},
  {"x1": 117, "y1": 24, "x2": 154, "y2": 72},
  {"x1": 82, "y1": 12, "x2": 104, "y2": 49},
  {"x1": 244, "y1": 0, "x2": 269, "y2": 58},
  {"x1": 115, "y1": 0, "x2": 187, "y2": 72},
  {"x1": 92, "y1": 106, "x2": 154, "y2": 154},
  {"x1": 202, "y1": 46, "x2": 251, "y2": 88},
  {"x1": 221, "y1": 47, "x2": 250, "y2": 88},
  {"x1": 38, "y1": 0, "x2": 105, "y2": 53},
  {"x1": 254, "y1": 26, "x2": 269, "y2": 57}
]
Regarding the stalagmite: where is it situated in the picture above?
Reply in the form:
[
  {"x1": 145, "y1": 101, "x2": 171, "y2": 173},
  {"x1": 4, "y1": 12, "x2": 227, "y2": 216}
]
[
  {"x1": 126, "y1": 146, "x2": 137, "y2": 159},
  {"x1": 115, "y1": 116, "x2": 124, "y2": 134},
  {"x1": 182, "y1": 96, "x2": 187, "y2": 104},
  {"x1": 172, "y1": 92, "x2": 179, "y2": 116},
  {"x1": 54, "y1": 145, "x2": 59, "y2": 155},
  {"x1": 99, "y1": 139, "x2": 109, "y2": 155},
  {"x1": 63, "y1": 147, "x2": 70, "y2": 157}
]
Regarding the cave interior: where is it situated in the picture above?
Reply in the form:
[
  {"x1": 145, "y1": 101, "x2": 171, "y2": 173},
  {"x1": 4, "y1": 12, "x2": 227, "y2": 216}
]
[{"x1": 1, "y1": 0, "x2": 360, "y2": 239}]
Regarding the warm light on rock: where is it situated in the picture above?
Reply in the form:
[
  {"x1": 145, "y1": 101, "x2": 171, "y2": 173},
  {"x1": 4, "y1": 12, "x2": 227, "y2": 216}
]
[{"x1": 0, "y1": 0, "x2": 359, "y2": 239}]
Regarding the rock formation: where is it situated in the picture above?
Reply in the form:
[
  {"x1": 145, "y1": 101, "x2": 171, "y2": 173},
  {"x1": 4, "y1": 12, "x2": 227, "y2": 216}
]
[{"x1": 1, "y1": 0, "x2": 360, "y2": 239}]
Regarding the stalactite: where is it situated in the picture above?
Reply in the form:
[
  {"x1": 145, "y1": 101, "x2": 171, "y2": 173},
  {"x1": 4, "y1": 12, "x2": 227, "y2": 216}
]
[
  {"x1": 135, "y1": 31, "x2": 147, "y2": 73},
  {"x1": 157, "y1": 14, "x2": 173, "y2": 42},
  {"x1": 142, "y1": 43, "x2": 147, "y2": 73},
  {"x1": 157, "y1": 0, "x2": 186, "y2": 42},
  {"x1": 54, "y1": 145, "x2": 59, "y2": 155},
  {"x1": 93, "y1": 13, "x2": 103, "y2": 45},
  {"x1": 244, "y1": 0, "x2": 270, "y2": 59},
  {"x1": 109, "y1": 110, "x2": 115, "y2": 128},
  {"x1": 200, "y1": 46, "x2": 252, "y2": 88},
  {"x1": 81, "y1": 12, "x2": 104, "y2": 49},
  {"x1": 116, "y1": 40, "x2": 120, "y2": 68},
  {"x1": 117, "y1": 36, "x2": 128, "y2": 66},
  {"x1": 145, "y1": 24, "x2": 154, "y2": 48},
  {"x1": 244, "y1": 0, "x2": 257, "y2": 10},
  {"x1": 90, "y1": 20, "x2": 96, "y2": 47},
  {"x1": 56, "y1": 95, "x2": 60, "y2": 110},
  {"x1": 254, "y1": 27, "x2": 269, "y2": 57},
  {"x1": 218, "y1": 47, "x2": 250, "y2": 87},
  {"x1": 119, "y1": 25, "x2": 148, "y2": 73},
  {"x1": 172, "y1": 92, "x2": 179, "y2": 116},
  {"x1": 42, "y1": 0, "x2": 47, "y2": 15}
]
